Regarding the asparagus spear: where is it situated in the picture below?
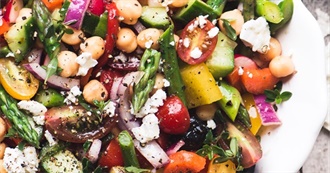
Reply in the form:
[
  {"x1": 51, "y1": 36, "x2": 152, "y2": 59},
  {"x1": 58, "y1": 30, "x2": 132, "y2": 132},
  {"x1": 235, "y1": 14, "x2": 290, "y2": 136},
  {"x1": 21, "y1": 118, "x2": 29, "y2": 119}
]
[
  {"x1": 236, "y1": 104, "x2": 252, "y2": 129},
  {"x1": 32, "y1": 0, "x2": 68, "y2": 82},
  {"x1": 132, "y1": 49, "x2": 161, "y2": 113},
  {"x1": 118, "y1": 130, "x2": 140, "y2": 168},
  {"x1": 241, "y1": 0, "x2": 255, "y2": 21},
  {"x1": 0, "y1": 85, "x2": 40, "y2": 148},
  {"x1": 159, "y1": 25, "x2": 187, "y2": 106}
]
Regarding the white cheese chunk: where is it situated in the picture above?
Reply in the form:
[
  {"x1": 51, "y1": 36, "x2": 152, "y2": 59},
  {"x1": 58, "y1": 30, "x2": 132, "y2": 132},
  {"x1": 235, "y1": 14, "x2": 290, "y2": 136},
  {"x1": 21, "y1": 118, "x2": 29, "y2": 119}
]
[
  {"x1": 207, "y1": 27, "x2": 219, "y2": 38},
  {"x1": 190, "y1": 47, "x2": 203, "y2": 59},
  {"x1": 134, "y1": 89, "x2": 167, "y2": 118},
  {"x1": 239, "y1": 17, "x2": 271, "y2": 53},
  {"x1": 64, "y1": 85, "x2": 82, "y2": 105},
  {"x1": 207, "y1": 119, "x2": 216, "y2": 129},
  {"x1": 44, "y1": 130, "x2": 58, "y2": 146},
  {"x1": 76, "y1": 52, "x2": 98, "y2": 76},
  {"x1": 3, "y1": 146, "x2": 39, "y2": 173},
  {"x1": 132, "y1": 114, "x2": 160, "y2": 144},
  {"x1": 103, "y1": 101, "x2": 116, "y2": 117},
  {"x1": 17, "y1": 100, "x2": 47, "y2": 116}
]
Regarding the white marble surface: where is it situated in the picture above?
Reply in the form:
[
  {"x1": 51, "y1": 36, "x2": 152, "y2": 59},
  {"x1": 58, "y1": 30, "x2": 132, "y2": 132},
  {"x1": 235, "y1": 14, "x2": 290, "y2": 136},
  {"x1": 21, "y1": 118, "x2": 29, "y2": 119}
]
[{"x1": 300, "y1": 0, "x2": 329, "y2": 172}]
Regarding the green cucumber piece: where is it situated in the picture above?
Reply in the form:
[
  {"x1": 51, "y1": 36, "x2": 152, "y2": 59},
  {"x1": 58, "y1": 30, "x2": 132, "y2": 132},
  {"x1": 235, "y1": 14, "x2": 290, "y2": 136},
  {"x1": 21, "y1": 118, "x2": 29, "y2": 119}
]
[
  {"x1": 140, "y1": 6, "x2": 170, "y2": 29},
  {"x1": 4, "y1": 16, "x2": 36, "y2": 62},
  {"x1": 205, "y1": 31, "x2": 237, "y2": 79},
  {"x1": 93, "y1": 11, "x2": 108, "y2": 38},
  {"x1": 42, "y1": 150, "x2": 83, "y2": 173},
  {"x1": 34, "y1": 88, "x2": 65, "y2": 107},
  {"x1": 173, "y1": 0, "x2": 219, "y2": 24},
  {"x1": 256, "y1": 0, "x2": 284, "y2": 24}
]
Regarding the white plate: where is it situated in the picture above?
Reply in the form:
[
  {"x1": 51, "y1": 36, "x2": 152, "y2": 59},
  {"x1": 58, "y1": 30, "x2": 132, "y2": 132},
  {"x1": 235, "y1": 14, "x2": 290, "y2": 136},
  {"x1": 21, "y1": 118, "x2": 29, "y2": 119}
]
[{"x1": 255, "y1": 0, "x2": 327, "y2": 172}]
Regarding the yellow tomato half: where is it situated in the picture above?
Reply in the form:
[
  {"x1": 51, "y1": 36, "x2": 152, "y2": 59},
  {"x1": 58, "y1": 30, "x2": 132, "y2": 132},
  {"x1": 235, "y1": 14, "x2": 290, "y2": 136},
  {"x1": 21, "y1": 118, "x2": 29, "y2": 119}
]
[
  {"x1": 242, "y1": 93, "x2": 262, "y2": 135},
  {"x1": 207, "y1": 159, "x2": 236, "y2": 173},
  {"x1": 0, "y1": 58, "x2": 39, "y2": 100}
]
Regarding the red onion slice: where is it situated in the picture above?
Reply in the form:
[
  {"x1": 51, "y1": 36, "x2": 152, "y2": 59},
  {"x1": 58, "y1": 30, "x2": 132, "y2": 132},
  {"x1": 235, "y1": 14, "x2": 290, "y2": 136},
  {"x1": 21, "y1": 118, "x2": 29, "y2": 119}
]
[
  {"x1": 110, "y1": 76, "x2": 123, "y2": 101},
  {"x1": 64, "y1": 0, "x2": 91, "y2": 30},
  {"x1": 87, "y1": 139, "x2": 102, "y2": 163},
  {"x1": 134, "y1": 139, "x2": 170, "y2": 168},
  {"x1": 27, "y1": 48, "x2": 43, "y2": 64},
  {"x1": 166, "y1": 140, "x2": 185, "y2": 156},
  {"x1": 254, "y1": 94, "x2": 281, "y2": 126},
  {"x1": 23, "y1": 63, "x2": 80, "y2": 91}
]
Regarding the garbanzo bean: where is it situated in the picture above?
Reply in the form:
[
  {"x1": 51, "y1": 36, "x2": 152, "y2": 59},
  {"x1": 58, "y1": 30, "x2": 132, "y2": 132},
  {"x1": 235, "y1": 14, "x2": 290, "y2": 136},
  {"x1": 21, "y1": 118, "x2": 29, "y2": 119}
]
[
  {"x1": 0, "y1": 118, "x2": 7, "y2": 142},
  {"x1": 195, "y1": 103, "x2": 218, "y2": 121},
  {"x1": 57, "y1": 51, "x2": 79, "y2": 78},
  {"x1": 137, "y1": 28, "x2": 163, "y2": 49},
  {"x1": 0, "y1": 160, "x2": 6, "y2": 173},
  {"x1": 116, "y1": 28, "x2": 138, "y2": 53},
  {"x1": 170, "y1": 0, "x2": 189, "y2": 7},
  {"x1": 258, "y1": 37, "x2": 282, "y2": 61},
  {"x1": 83, "y1": 80, "x2": 108, "y2": 104},
  {"x1": 62, "y1": 26, "x2": 84, "y2": 45},
  {"x1": 0, "y1": 143, "x2": 6, "y2": 159},
  {"x1": 219, "y1": 9, "x2": 244, "y2": 36},
  {"x1": 269, "y1": 55, "x2": 295, "y2": 78},
  {"x1": 116, "y1": 0, "x2": 142, "y2": 25},
  {"x1": 80, "y1": 36, "x2": 105, "y2": 60}
]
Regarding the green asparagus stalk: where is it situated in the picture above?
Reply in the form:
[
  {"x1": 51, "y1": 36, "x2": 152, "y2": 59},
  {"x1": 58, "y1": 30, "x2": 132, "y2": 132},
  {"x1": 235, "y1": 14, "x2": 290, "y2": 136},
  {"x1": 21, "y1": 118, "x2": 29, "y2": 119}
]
[
  {"x1": 241, "y1": 0, "x2": 255, "y2": 21},
  {"x1": 206, "y1": 0, "x2": 227, "y2": 16},
  {"x1": 32, "y1": 0, "x2": 68, "y2": 82},
  {"x1": 236, "y1": 104, "x2": 252, "y2": 129},
  {"x1": 0, "y1": 85, "x2": 40, "y2": 148},
  {"x1": 118, "y1": 130, "x2": 140, "y2": 168},
  {"x1": 159, "y1": 25, "x2": 187, "y2": 106},
  {"x1": 132, "y1": 49, "x2": 161, "y2": 113}
]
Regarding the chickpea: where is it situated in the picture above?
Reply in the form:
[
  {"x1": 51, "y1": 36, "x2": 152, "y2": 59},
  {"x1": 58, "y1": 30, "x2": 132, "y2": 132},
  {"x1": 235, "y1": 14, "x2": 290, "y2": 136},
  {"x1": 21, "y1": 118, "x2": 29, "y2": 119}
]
[
  {"x1": 0, "y1": 160, "x2": 6, "y2": 173},
  {"x1": 258, "y1": 37, "x2": 282, "y2": 61},
  {"x1": 196, "y1": 103, "x2": 218, "y2": 121},
  {"x1": 62, "y1": 26, "x2": 84, "y2": 45},
  {"x1": 269, "y1": 55, "x2": 295, "y2": 78},
  {"x1": 83, "y1": 80, "x2": 108, "y2": 104},
  {"x1": 15, "y1": 8, "x2": 32, "y2": 23},
  {"x1": 80, "y1": 36, "x2": 105, "y2": 60},
  {"x1": 218, "y1": 9, "x2": 244, "y2": 36},
  {"x1": 0, "y1": 143, "x2": 6, "y2": 159},
  {"x1": 116, "y1": 0, "x2": 142, "y2": 25},
  {"x1": 116, "y1": 28, "x2": 138, "y2": 53},
  {"x1": 170, "y1": 0, "x2": 189, "y2": 7},
  {"x1": 57, "y1": 51, "x2": 79, "y2": 78},
  {"x1": 137, "y1": 28, "x2": 163, "y2": 50},
  {"x1": 0, "y1": 118, "x2": 7, "y2": 142}
]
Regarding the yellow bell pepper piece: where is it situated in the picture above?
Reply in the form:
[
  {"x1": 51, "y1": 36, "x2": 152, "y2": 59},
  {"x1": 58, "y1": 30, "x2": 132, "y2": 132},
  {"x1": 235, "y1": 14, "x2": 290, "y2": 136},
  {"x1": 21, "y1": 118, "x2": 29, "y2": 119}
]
[
  {"x1": 242, "y1": 93, "x2": 262, "y2": 135},
  {"x1": 180, "y1": 63, "x2": 222, "y2": 108},
  {"x1": 208, "y1": 159, "x2": 236, "y2": 173}
]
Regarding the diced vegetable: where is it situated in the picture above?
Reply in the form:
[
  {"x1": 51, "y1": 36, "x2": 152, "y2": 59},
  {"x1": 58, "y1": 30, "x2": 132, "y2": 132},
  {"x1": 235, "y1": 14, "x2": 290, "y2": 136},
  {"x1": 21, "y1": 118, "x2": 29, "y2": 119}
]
[
  {"x1": 218, "y1": 81, "x2": 242, "y2": 121},
  {"x1": 269, "y1": 0, "x2": 294, "y2": 34},
  {"x1": 163, "y1": 150, "x2": 206, "y2": 173},
  {"x1": 64, "y1": 0, "x2": 91, "y2": 30},
  {"x1": 180, "y1": 63, "x2": 222, "y2": 108},
  {"x1": 256, "y1": 0, "x2": 283, "y2": 24},
  {"x1": 42, "y1": 149, "x2": 83, "y2": 173},
  {"x1": 207, "y1": 159, "x2": 236, "y2": 173},
  {"x1": 253, "y1": 94, "x2": 281, "y2": 126},
  {"x1": 242, "y1": 93, "x2": 262, "y2": 135},
  {"x1": 140, "y1": 6, "x2": 170, "y2": 29}
]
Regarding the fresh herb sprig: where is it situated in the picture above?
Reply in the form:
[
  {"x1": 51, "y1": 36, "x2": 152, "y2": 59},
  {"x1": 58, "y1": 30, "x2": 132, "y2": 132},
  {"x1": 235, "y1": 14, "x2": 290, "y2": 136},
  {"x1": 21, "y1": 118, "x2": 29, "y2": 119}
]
[
  {"x1": 264, "y1": 81, "x2": 292, "y2": 104},
  {"x1": 196, "y1": 130, "x2": 244, "y2": 170}
]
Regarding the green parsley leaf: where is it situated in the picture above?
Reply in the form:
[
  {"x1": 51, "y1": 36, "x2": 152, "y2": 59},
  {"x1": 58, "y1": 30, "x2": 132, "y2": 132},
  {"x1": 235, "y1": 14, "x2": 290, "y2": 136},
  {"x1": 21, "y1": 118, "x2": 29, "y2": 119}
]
[{"x1": 264, "y1": 81, "x2": 292, "y2": 105}]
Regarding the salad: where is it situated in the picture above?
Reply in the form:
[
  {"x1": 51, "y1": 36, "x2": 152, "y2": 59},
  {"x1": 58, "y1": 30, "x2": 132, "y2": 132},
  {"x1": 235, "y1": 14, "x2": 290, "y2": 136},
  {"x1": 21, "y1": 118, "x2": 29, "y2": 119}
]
[{"x1": 0, "y1": 0, "x2": 296, "y2": 172}]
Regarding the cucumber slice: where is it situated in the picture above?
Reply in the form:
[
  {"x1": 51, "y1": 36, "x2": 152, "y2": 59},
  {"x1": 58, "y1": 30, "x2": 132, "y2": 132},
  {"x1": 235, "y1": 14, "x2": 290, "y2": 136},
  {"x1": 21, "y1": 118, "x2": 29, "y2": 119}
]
[
  {"x1": 81, "y1": 12, "x2": 100, "y2": 35},
  {"x1": 256, "y1": 0, "x2": 284, "y2": 24},
  {"x1": 205, "y1": 31, "x2": 237, "y2": 79},
  {"x1": 173, "y1": 0, "x2": 218, "y2": 24},
  {"x1": 34, "y1": 88, "x2": 65, "y2": 107},
  {"x1": 42, "y1": 150, "x2": 83, "y2": 173},
  {"x1": 4, "y1": 16, "x2": 36, "y2": 62},
  {"x1": 140, "y1": 6, "x2": 170, "y2": 29}
]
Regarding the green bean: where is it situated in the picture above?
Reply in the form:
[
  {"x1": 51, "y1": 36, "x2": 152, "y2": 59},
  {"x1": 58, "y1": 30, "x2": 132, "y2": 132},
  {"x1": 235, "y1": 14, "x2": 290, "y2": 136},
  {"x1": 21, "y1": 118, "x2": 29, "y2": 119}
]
[{"x1": 118, "y1": 130, "x2": 140, "y2": 168}]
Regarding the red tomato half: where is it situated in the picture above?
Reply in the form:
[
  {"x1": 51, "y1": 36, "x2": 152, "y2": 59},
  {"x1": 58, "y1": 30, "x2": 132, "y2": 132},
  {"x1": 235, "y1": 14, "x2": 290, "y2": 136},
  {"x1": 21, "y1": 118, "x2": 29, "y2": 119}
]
[
  {"x1": 156, "y1": 96, "x2": 190, "y2": 134},
  {"x1": 98, "y1": 139, "x2": 124, "y2": 168},
  {"x1": 99, "y1": 68, "x2": 124, "y2": 94},
  {"x1": 177, "y1": 17, "x2": 218, "y2": 65}
]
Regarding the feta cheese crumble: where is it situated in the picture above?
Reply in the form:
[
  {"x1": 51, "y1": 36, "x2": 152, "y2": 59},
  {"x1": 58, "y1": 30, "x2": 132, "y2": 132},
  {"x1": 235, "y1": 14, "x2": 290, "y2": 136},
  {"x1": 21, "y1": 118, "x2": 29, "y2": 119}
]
[
  {"x1": 190, "y1": 47, "x2": 203, "y2": 59},
  {"x1": 207, "y1": 27, "x2": 219, "y2": 38},
  {"x1": 76, "y1": 52, "x2": 98, "y2": 76},
  {"x1": 64, "y1": 85, "x2": 82, "y2": 105},
  {"x1": 103, "y1": 101, "x2": 116, "y2": 117},
  {"x1": 134, "y1": 89, "x2": 167, "y2": 118},
  {"x1": 3, "y1": 146, "x2": 39, "y2": 173},
  {"x1": 207, "y1": 119, "x2": 216, "y2": 129},
  {"x1": 183, "y1": 38, "x2": 190, "y2": 48},
  {"x1": 131, "y1": 114, "x2": 160, "y2": 144},
  {"x1": 44, "y1": 130, "x2": 58, "y2": 146},
  {"x1": 239, "y1": 17, "x2": 271, "y2": 53},
  {"x1": 17, "y1": 100, "x2": 47, "y2": 116}
]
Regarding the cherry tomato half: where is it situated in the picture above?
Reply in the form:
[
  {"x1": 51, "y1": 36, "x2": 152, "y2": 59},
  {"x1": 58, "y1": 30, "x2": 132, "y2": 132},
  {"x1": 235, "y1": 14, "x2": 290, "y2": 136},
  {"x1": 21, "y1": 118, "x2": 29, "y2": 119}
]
[
  {"x1": 98, "y1": 139, "x2": 124, "y2": 168},
  {"x1": 177, "y1": 17, "x2": 218, "y2": 65},
  {"x1": 99, "y1": 68, "x2": 124, "y2": 94},
  {"x1": 156, "y1": 95, "x2": 190, "y2": 134},
  {"x1": 0, "y1": 58, "x2": 39, "y2": 100}
]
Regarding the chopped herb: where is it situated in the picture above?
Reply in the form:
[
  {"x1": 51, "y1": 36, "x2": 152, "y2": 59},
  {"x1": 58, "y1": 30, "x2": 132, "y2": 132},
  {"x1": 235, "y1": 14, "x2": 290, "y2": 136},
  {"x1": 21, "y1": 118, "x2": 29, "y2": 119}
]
[{"x1": 264, "y1": 81, "x2": 292, "y2": 104}]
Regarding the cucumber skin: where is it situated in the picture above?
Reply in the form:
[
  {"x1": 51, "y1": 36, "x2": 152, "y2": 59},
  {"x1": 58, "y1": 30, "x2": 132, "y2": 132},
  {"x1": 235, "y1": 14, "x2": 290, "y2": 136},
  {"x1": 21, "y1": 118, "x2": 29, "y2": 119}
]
[
  {"x1": 205, "y1": 32, "x2": 237, "y2": 79},
  {"x1": 140, "y1": 6, "x2": 170, "y2": 29},
  {"x1": 4, "y1": 17, "x2": 36, "y2": 62}
]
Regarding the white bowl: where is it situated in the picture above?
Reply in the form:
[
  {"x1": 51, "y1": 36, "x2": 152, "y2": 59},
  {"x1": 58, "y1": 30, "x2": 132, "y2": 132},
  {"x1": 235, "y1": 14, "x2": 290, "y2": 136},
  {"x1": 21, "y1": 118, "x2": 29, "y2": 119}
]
[{"x1": 255, "y1": 0, "x2": 328, "y2": 172}]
